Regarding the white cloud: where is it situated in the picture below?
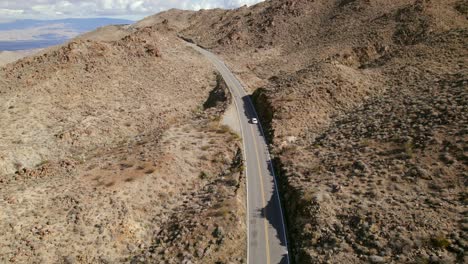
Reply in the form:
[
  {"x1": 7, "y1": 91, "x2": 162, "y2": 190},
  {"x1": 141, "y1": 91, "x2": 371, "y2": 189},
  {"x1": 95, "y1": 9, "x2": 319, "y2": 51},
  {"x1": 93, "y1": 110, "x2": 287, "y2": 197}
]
[
  {"x1": 129, "y1": 1, "x2": 147, "y2": 12},
  {"x1": 0, "y1": 8, "x2": 25, "y2": 15},
  {"x1": 0, "y1": 0, "x2": 264, "y2": 20}
]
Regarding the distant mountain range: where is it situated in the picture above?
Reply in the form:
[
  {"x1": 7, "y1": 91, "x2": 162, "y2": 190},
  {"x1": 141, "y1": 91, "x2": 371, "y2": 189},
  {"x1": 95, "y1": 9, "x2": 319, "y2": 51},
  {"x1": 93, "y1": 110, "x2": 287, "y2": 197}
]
[
  {"x1": 0, "y1": 18, "x2": 133, "y2": 32},
  {"x1": 0, "y1": 18, "x2": 134, "y2": 51}
]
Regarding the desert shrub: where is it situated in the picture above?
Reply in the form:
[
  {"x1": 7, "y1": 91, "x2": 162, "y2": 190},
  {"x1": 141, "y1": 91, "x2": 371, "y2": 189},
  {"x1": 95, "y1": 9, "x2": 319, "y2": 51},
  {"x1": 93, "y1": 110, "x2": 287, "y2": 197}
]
[
  {"x1": 135, "y1": 165, "x2": 145, "y2": 170},
  {"x1": 217, "y1": 125, "x2": 231, "y2": 134},
  {"x1": 414, "y1": 257, "x2": 430, "y2": 264},
  {"x1": 231, "y1": 133, "x2": 241, "y2": 140},
  {"x1": 430, "y1": 235, "x2": 450, "y2": 249},
  {"x1": 361, "y1": 138, "x2": 372, "y2": 146},
  {"x1": 71, "y1": 155, "x2": 86, "y2": 164},
  {"x1": 459, "y1": 192, "x2": 468, "y2": 204},
  {"x1": 393, "y1": 5, "x2": 431, "y2": 45},
  {"x1": 456, "y1": 0, "x2": 468, "y2": 15},
  {"x1": 201, "y1": 145, "x2": 210, "y2": 151},
  {"x1": 302, "y1": 192, "x2": 315, "y2": 203},
  {"x1": 211, "y1": 116, "x2": 221, "y2": 122},
  {"x1": 206, "y1": 121, "x2": 219, "y2": 131},
  {"x1": 229, "y1": 165, "x2": 243, "y2": 174},
  {"x1": 213, "y1": 207, "x2": 231, "y2": 218},
  {"x1": 310, "y1": 165, "x2": 323, "y2": 174},
  {"x1": 192, "y1": 105, "x2": 203, "y2": 115},
  {"x1": 404, "y1": 140, "x2": 414, "y2": 158},
  {"x1": 217, "y1": 202, "x2": 236, "y2": 219},
  {"x1": 38, "y1": 160, "x2": 50, "y2": 167},
  {"x1": 120, "y1": 163, "x2": 134, "y2": 169},
  {"x1": 281, "y1": 144, "x2": 298, "y2": 154},
  {"x1": 136, "y1": 139, "x2": 147, "y2": 146},
  {"x1": 86, "y1": 164, "x2": 98, "y2": 171},
  {"x1": 226, "y1": 178, "x2": 239, "y2": 186},
  {"x1": 145, "y1": 168, "x2": 155, "y2": 174},
  {"x1": 199, "y1": 171, "x2": 208, "y2": 179}
]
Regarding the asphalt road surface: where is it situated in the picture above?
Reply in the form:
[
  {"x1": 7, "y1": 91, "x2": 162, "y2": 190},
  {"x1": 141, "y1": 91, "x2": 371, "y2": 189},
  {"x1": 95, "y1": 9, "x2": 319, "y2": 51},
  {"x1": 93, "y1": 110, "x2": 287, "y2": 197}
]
[{"x1": 188, "y1": 43, "x2": 289, "y2": 264}]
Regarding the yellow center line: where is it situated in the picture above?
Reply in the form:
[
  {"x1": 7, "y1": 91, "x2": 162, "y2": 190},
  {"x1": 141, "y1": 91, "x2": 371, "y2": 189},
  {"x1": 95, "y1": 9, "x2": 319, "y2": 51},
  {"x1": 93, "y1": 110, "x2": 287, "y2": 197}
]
[
  {"x1": 250, "y1": 124, "x2": 271, "y2": 264},
  {"x1": 221, "y1": 62, "x2": 271, "y2": 264}
]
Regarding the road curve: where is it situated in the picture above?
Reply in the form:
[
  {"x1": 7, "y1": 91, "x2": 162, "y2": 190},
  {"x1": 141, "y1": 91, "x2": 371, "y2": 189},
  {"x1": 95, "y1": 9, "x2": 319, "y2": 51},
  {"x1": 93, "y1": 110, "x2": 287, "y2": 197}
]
[{"x1": 187, "y1": 43, "x2": 289, "y2": 264}]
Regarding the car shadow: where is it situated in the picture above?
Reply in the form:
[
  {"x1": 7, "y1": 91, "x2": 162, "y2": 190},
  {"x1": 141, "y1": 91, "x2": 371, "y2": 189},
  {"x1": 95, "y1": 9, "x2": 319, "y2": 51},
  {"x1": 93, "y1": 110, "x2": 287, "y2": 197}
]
[
  {"x1": 258, "y1": 170, "x2": 290, "y2": 263},
  {"x1": 259, "y1": 175, "x2": 289, "y2": 248},
  {"x1": 240, "y1": 95, "x2": 257, "y2": 123}
]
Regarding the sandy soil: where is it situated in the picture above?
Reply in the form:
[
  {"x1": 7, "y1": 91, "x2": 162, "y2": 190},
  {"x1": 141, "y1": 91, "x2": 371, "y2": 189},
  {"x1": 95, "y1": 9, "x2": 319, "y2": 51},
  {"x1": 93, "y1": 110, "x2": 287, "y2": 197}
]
[{"x1": 222, "y1": 103, "x2": 241, "y2": 135}]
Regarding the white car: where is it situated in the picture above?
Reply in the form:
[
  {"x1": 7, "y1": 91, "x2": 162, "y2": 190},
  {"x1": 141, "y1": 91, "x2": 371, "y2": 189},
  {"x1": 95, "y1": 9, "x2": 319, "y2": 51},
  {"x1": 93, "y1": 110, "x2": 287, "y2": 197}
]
[{"x1": 251, "y1": 118, "x2": 258, "y2": 124}]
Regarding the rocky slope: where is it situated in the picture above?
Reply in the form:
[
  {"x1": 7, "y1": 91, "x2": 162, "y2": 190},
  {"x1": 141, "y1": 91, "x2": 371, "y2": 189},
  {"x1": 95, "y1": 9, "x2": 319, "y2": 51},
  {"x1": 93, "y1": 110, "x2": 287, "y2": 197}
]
[
  {"x1": 1, "y1": 26, "x2": 197, "y2": 175},
  {"x1": 0, "y1": 21, "x2": 246, "y2": 263},
  {"x1": 1, "y1": 0, "x2": 466, "y2": 263},
  {"x1": 155, "y1": 0, "x2": 467, "y2": 263}
]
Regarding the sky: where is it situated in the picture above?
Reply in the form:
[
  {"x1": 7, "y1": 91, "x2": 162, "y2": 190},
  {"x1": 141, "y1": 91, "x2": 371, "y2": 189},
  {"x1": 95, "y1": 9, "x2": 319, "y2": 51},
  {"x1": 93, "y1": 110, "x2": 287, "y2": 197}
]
[{"x1": 0, "y1": 0, "x2": 264, "y2": 21}]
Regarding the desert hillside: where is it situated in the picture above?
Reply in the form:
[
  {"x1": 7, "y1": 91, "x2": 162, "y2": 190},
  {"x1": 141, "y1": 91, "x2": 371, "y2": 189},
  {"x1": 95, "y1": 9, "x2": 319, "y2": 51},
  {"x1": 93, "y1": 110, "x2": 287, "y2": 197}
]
[
  {"x1": 0, "y1": 21, "x2": 246, "y2": 263},
  {"x1": 156, "y1": 0, "x2": 467, "y2": 263},
  {"x1": 1, "y1": 0, "x2": 466, "y2": 263}
]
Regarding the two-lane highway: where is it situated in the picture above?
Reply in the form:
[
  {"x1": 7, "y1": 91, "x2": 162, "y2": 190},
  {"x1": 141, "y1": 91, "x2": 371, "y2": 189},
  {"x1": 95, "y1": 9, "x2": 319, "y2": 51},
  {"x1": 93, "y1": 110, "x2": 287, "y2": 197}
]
[{"x1": 187, "y1": 43, "x2": 289, "y2": 264}]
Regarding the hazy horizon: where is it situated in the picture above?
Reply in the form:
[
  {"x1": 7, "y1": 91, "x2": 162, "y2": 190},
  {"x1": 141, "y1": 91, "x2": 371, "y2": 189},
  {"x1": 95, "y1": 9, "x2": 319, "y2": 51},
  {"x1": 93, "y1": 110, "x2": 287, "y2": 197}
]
[{"x1": 0, "y1": 17, "x2": 134, "y2": 51}]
